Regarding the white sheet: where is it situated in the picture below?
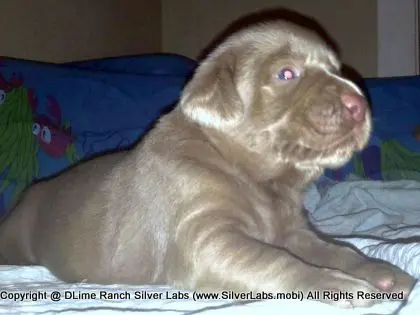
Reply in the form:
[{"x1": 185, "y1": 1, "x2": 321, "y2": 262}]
[{"x1": 1, "y1": 179, "x2": 420, "y2": 314}]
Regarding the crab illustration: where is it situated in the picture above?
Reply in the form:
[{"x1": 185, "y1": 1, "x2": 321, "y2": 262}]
[{"x1": 32, "y1": 96, "x2": 78, "y2": 162}]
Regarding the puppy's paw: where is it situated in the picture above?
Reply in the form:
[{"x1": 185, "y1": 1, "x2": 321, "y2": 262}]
[
  {"x1": 307, "y1": 268, "x2": 382, "y2": 308},
  {"x1": 349, "y1": 260, "x2": 416, "y2": 300}
]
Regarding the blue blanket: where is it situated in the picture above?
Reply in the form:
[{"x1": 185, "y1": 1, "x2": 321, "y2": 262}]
[{"x1": 0, "y1": 54, "x2": 197, "y2": 214}]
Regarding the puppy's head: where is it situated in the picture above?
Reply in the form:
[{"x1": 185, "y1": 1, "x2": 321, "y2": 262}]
[{"x1": 180, "y1": 20, "x2": 371, "y2": 170}]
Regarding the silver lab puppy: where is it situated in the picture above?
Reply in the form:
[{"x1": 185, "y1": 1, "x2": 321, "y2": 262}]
[{"x1": 0, "y1": 20, "x2": 415, "y2": 308}]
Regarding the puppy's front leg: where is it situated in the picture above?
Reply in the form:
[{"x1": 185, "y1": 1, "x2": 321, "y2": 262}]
[
  {"x1": 282, "y1": 227, "x2": 415, "y2": 298},
  {"x1": 173, "y1": 210, "x2": 384, "y2": 308}
]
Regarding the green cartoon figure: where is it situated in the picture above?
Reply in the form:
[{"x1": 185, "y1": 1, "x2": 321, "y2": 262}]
[
  {"x1": 353, "y1": 138, "x2": 420, "y2": 181},
  {"x1": 0, "y1": 73, "x2": 39, "y2": 196}
]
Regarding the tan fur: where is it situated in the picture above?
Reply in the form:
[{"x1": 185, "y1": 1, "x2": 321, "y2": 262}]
[{"x1": 0, "y1": 20, "x2": 415, "y2": 308}]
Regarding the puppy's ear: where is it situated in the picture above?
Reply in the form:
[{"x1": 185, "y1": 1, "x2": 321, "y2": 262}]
[{"x1": 180, "y1": 53, "x2": 245, "y2": 130}]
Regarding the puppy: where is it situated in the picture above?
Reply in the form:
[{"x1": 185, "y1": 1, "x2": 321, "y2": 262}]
[{"x1": 0, "y1": 20, "x2": 415, "y2": 308}]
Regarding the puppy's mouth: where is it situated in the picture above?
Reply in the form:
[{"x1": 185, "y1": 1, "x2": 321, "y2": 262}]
[
  {"x1": 300, "y1": 119, "x2": 368, "y2": 151},
  {"x1": 351, "y1": 123, "x2": 371, "y2": 151},
  {"x1": 304, "y1": 104, "x2": 371, "y2": 152},
  {"x1": 287, "y1": 117, "x2": 371, "y2": 169}
]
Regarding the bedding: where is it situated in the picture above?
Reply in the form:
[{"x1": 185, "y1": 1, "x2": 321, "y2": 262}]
[{"x1": 0, "y1": 55, "x2": 420, "y2": 314}]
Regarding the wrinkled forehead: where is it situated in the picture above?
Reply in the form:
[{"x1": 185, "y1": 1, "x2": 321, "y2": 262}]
[
  {"x1": 257, "y1": 28, "x2": 340, "y2": 69},
  {"x1": 225, "y1": 22, "x2": 340, "y2": 69},
  {"x1": 288, "y1": 37, "x2": 340, "y2": 70}
]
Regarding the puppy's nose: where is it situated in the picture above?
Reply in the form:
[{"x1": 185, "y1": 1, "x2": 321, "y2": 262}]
[{"x1": 341, "y1": 93, "x2": 367, "y2": 122}]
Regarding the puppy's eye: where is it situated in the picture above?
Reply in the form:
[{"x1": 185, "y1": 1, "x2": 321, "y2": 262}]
[{"x1": 277, "y1": 68, "x2": 300, "y2": 81}]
